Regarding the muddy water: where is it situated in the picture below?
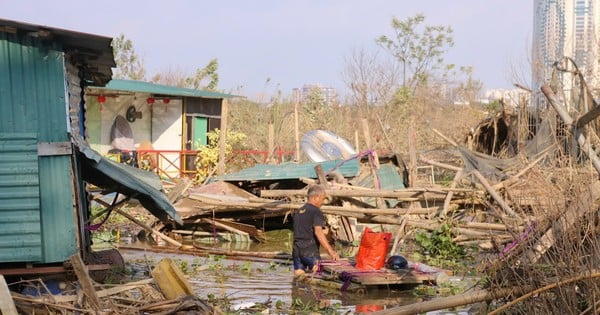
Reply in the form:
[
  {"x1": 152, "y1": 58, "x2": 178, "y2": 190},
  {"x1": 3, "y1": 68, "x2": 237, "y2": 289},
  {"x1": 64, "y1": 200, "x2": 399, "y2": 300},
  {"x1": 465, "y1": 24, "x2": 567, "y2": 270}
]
[{"x1": 118, "y1": 230, "x2": 471, "y2": 314}]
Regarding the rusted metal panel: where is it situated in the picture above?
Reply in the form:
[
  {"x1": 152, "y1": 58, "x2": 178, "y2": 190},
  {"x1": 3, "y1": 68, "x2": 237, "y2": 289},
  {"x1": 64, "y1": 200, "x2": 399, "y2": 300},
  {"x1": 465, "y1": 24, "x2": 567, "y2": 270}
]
[{"x1": 37, "y1": 142, "x2": 72, "y2": 156}]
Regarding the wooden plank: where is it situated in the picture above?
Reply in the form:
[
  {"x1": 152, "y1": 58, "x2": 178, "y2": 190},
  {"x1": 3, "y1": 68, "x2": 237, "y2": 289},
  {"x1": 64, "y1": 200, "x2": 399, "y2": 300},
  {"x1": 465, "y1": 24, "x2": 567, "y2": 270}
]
[
  {"x1": 0, "y1": 275, "x2": 18, "y2": 315},
  {"x1": 151, "y1": 258, "x2": 194, "y2": 300},
  {"x1": 319, "y1": 261, "x2": 437, "y2": 286},
  {"x1": 37, "y1": 141, "x2": 72, "y2": 156},
  {"x1": 200, "y1": 218, "x2": 249, "y2": 237},
  {"x1": 166, "y1": 177, "x2": 193, "y2": 203},
  {"x1": 471, "y1": 170, "x2": 518, "y2": 218},
  {"x1": 542, "y1": 85, "x2": 600, "y2": 174},
  {"x1": 114, "y1": 207, "x2": 182, "y2": 247},
  {"x1": 314, "y1": 164, "x2": 328, "y2": 187},
  {"x1": 260, "y1": 188, "x2": 456, "y2": 200},
  {"x1": 69, "y1": 254, "x2": 101, "y2": 311}
]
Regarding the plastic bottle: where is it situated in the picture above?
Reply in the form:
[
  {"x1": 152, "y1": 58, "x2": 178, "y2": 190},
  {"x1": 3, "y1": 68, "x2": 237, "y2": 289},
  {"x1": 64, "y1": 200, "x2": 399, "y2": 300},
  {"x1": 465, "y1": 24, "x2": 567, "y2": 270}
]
[{"x1": 407, "y1": 261, "x2": 438, "y2": 273}]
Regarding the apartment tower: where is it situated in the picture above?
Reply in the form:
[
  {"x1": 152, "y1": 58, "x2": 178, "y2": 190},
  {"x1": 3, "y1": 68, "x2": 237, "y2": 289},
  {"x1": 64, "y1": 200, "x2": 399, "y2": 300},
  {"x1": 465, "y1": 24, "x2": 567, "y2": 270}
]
[{"x1": 533, "y1": 0, "x2": 600, "y2": 106}]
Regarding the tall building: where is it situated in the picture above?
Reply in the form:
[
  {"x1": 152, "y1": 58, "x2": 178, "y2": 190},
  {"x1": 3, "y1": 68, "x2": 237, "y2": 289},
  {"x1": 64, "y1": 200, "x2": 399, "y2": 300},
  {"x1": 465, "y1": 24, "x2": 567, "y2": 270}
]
[
  {"x1": 292, "y1": 84, "x2": 338, "y2": 106},
  {"x1": 533, "y1": 0, "x2": 600, "y2": 106}
]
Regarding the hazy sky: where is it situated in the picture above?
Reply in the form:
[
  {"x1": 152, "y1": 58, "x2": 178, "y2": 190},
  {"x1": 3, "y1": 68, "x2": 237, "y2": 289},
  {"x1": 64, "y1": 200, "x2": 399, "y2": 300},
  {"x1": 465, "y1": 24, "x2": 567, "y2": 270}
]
[{"x1": 3, "y1": 1, "x2": 533, "y2": 100}]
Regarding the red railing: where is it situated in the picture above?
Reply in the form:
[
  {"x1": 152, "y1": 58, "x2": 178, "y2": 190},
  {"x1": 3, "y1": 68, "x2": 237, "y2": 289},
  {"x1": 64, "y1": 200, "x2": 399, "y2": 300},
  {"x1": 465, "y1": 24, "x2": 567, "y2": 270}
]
[{"x1": 109, "y1": 147, "x2": 296, "y2": 180}]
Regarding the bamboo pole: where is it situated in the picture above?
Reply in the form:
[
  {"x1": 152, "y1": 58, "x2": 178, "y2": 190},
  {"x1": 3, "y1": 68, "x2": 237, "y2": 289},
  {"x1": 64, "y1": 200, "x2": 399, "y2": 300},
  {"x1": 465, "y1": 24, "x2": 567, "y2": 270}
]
[
  {"x1": 420, "y1": 157, "x2": 463, "y2": 172},
  {"x1": 491, "y1": 147, "x2": 552, "y2": 191},
  {"x1": 189, "y1": 194, "x2": 438, "y2": 216},
  {"x1": 471, "y1": 170, "x2": 518, "y2": 217},
  {"x1": 432, "y1": 128, "x2": 459, "y2": 146},
  {"x1": 372, "y1": 287, "x2": 529, "y2": 315},
  {"x1": 217, "y1": 98, "x2": 229, "y2": 175},
  {"x1": 114, "y1": 208, "x2": 182, "y2": 247},
  {"x1": 260, "y1": 188, "x2": 462, "y2": 200},
  {"x1": 294, "y1": 101, "x2": 300, "y2": 162},
  {"x1": 441, "y1": 169, "x2": 464, "y2": 217},
  {"x1": 200, "y1": 218, "x2": 249, "y2": 237}
]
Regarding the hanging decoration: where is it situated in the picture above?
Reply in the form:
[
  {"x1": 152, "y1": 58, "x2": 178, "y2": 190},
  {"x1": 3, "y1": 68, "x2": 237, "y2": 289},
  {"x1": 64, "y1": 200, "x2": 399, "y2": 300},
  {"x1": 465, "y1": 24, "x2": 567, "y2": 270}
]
[
  {"x1": 97, "y1": 95, "x2": 106, "y2": 112},
  {"x1": 147, "y1": 97, "x2": 155, "y2": 112},
  {"x1": 163, "y1": 98, "x2": 170, "y2": 112}
]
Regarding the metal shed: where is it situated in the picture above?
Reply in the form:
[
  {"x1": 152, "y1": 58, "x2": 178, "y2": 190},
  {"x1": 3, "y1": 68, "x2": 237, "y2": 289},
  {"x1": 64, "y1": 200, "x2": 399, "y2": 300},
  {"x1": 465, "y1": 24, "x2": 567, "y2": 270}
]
[{"x1": 0, "y1": 18, "x2": 180, "y2": 267}]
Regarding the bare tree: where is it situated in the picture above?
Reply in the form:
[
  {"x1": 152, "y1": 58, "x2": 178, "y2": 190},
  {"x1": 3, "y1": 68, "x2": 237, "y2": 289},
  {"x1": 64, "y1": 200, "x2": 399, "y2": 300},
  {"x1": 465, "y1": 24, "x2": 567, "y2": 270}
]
[
  {"x1": 342, "y1": 48, "x2": 399, "y2": 115},
  {"x1": 151, "y1": 66, "x2": 189, "y2": 87}
]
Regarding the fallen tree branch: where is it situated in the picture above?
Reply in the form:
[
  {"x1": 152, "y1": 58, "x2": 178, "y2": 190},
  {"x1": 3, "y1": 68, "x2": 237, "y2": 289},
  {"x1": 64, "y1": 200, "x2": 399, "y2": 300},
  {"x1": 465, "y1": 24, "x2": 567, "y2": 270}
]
[{"x1": 488, "y1": 270, "x2": 600, "y2": 315}]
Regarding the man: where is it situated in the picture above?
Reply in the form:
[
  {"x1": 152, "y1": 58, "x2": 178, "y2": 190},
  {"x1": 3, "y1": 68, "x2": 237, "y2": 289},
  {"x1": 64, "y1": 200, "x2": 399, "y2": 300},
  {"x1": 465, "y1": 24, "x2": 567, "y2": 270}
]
[{"x1": 292, "y1": 184, "x2": 340, "y2": 277}]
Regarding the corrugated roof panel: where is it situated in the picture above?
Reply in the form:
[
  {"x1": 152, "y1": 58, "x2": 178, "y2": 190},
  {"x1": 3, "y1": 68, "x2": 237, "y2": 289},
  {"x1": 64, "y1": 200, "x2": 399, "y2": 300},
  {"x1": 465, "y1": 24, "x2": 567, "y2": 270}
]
[
  {"x1": 212, "y1": 159, "x2": 360, "y2": 182},
  {"x1": 97, "y1": 79, "x2": 238, "y2": 99},
  {"x1": 0, "y1": 18, "x2": 114, "y2": 85},
  {"x1": 377, "y1": 164, "x2": 405, "y2": 190},
  {"x1": 0, "y1": 134, "x2": 42, "y2": 262},
  {"x1": 75, "y1": 138, "x2": 183, "y2": 225},
  {"x1": 38, "y1": 154, "x2": 78, "y2": 263},
  {"x1": 350, "y1": 163, "x2": 405, "y2": 208}
]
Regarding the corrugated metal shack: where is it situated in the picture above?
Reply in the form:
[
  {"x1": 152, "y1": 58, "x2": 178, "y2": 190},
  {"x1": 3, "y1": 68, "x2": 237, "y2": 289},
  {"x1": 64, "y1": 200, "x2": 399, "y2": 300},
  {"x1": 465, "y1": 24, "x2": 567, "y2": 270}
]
[{"x1": 0, "y1": 18, "x2": 181, "y2": 270}]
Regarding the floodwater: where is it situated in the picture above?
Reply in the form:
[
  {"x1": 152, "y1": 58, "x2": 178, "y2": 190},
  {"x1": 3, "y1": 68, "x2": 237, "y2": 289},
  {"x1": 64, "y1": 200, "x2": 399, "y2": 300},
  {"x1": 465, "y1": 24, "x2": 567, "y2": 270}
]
[{"x1": 115, "y1": 230, "x2": 472, "y2": 314}]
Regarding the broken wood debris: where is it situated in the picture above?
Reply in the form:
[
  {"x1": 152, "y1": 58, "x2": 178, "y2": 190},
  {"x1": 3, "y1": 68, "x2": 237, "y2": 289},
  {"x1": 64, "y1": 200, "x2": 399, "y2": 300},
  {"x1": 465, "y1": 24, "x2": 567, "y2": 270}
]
[{"x1": 7, "y1": 257, "x2": 215, "y2": 314}]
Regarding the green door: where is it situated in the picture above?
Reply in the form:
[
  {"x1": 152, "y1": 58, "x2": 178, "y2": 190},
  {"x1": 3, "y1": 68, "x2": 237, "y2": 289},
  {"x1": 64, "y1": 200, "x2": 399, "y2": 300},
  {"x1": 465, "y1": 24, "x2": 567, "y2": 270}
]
[{"x1": 193, "y1": 117, "x2": 208, "y2": 149}]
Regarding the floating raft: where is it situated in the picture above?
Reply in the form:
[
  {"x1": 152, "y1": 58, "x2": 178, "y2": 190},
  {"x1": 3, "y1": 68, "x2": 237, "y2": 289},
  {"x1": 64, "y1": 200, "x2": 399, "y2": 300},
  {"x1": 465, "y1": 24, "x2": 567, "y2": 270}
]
[{"x1": 317, "y1": 260, "x2": 448, "y2": 287}]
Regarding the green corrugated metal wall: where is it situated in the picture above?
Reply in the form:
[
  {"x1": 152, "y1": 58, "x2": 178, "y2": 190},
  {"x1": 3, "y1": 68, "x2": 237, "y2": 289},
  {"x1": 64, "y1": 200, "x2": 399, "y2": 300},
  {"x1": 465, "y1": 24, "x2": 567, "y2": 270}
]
[{"x1": 0, "y1": 33, "x2": 77, "y2": 263}]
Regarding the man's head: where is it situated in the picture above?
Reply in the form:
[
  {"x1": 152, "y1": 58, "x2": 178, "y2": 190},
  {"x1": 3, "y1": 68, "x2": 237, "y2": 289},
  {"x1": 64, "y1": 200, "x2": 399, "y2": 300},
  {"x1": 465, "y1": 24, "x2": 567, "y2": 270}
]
[{"x1": 307, "y1": 184, "x2": 326, "y2": 207}]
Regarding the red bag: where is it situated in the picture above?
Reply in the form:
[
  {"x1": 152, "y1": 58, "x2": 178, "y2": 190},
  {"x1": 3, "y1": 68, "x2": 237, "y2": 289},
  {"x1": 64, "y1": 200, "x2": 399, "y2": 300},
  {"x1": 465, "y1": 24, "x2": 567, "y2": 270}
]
[
  {"x1": 356, "y1": 304, "x2": 384, "y2": 313},
  {"x1": 355, "y1": 227, "x2": 392, "y2": 270}
]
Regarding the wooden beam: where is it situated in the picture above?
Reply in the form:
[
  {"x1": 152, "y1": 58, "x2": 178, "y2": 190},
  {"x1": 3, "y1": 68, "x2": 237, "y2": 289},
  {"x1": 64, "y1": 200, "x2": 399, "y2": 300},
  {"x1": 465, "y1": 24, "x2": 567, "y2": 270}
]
[
  {"x1": 575, "y1": 105, "x2": 600, "y2": 128},
  {"x1": 260, "y1": 188, "x2": 465, "y2": 200},
  {"x1": 69, "y1": 254, "x2": 101, "y2": 311},
  {"x1": 314, "y1": 164, "x2": 329, "y2": 187},
  {"x1": 114, "y1": 208, "x2": 182, "y2": 247},
  {"x1": 217, "y1": 98, "x2": 229, "y2": 175},
  {"x1": 200, "y1": 218, "x2": 249, "y2": 237},
  {"x1": 471, "y1": 170, "x2": 518, "y2": 218},
  {"x1": 542, "y1": 85, "x2": 600, "y2": 174},
  {"x1": 0, "y1": 275, "x2": 17, "y2": 315}
]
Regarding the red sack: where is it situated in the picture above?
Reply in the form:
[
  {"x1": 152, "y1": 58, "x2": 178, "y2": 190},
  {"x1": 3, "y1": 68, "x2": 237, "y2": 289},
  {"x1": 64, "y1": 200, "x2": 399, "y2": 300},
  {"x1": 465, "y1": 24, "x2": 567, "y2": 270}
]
[
  {"x1": 356, "y1": 304, "x2": 384, "y2": 313},
  {"x1": 355, "y1": 227, "x2": 392, "y2": 270}
]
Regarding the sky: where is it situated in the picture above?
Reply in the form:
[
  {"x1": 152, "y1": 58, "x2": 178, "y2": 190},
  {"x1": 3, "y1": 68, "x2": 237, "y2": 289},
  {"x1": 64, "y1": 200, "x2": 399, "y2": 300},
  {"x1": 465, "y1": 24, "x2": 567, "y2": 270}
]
[{"x1": 2, "y1": 1, "x2": 533, "y2": 100}]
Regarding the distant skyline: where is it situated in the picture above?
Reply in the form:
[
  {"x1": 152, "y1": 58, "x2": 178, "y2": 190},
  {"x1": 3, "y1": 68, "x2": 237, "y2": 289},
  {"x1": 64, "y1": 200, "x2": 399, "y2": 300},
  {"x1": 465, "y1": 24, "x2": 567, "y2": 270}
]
[{"x1": 2, "y1": 1, "x2": 533, "y2": 100}]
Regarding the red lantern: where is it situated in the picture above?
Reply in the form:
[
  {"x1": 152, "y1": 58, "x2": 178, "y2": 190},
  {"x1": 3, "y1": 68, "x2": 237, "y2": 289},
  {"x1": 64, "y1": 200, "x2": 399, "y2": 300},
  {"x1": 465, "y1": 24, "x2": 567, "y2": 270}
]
[
  {"x1": 147, "y1": 97, "x2": 155, "y2": 104},
  {"x1": 97, "y1": 95, "x2": 106, "y2": 112},
  {"x1": 163, "y1": 98, "x2": 170, "y2": 104}
]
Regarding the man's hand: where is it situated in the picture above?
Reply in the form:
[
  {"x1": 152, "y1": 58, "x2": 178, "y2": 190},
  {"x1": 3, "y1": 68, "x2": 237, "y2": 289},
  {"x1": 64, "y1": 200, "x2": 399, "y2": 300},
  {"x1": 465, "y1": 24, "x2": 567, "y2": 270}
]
[
  {"x1": 315, "y1": 226, "x2": 340, "y2": 261},
  {"x1": 330, "y1": 251, "x2": 340, "y2": 261}
]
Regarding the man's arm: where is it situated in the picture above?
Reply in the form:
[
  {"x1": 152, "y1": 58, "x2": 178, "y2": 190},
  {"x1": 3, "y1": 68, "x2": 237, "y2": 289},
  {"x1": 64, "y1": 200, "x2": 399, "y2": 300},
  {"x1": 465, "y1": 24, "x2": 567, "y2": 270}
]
[{"x1": 314, "y1": 226, "x2": 340, "y2": 260}]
